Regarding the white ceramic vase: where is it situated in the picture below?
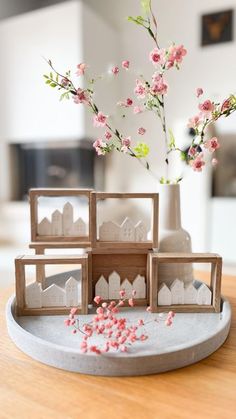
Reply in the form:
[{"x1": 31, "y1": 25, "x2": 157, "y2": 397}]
[{"x1": 157, "y1": 183, "x2": 193, "y2": 286}]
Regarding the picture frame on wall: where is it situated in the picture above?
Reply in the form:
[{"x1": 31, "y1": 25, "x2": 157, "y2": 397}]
[{"x1": 201, "y1": 9, "x2": 234, "y2": 46}]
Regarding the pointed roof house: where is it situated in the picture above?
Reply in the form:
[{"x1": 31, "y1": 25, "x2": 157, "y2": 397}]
[
  {"x1": 63, "y1": 202, "x2": 74, "y2": 235},
  {"x1": 51, "y1": 210, "x2": 63, "y2": 236},
  {"x1": 95, "y1": 275, "x2": 108, "y2": 299},
  {"x1": 38, "y1": 217, "x2": 52, "y2": 236},
  {"x1": 42, "y1": 284, "x2": 65, "y2": 307},
  {"x1": 120, "y1": 217, "x2": 135, "y2": 241},
  {"x1": 158, "y1": 283, "x2": 171, "y2": 306},
  {"x1": 25, "y1": 282, "x2": 42, "y2": 308},
  {"x1": 170, "y1": 278, "x2": 184, "y2": 304},
  {"x1": 108, "y1": 271, "x2": 121, "y2": 299},
  {"x1": 99, "y1": 221, "x2": 120, "y2": 241},
  {"x1": 65, "y1": 276, "x2": 79, "y2": 307},
  {"x1": 133, "y1": 275, "x2": 146, "y2": 299},
  {"x1": 73, "y1": 217, "x2": 86, "y2": 236},
  {"x1": 121, "y1": 278, "x2": 132, "y2": 298},
  {"x1": 184, "y1": 282, "x2": 198, "y2": 304},
  {"x1": 197, "y1": 283, "x2": 212, "y2": 305},
  {"x1": 135, "y1": 220, "x2": 148, "y2": 242}
]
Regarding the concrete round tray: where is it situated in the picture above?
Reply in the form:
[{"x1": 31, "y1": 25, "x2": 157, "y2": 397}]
[{"x1": 6, "y1": 280, "x2": 231, "y2": 376}]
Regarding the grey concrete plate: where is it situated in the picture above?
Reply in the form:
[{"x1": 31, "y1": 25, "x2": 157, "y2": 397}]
[{"x1": 6, "y1": 280, "x2": 231, "y2": 376}]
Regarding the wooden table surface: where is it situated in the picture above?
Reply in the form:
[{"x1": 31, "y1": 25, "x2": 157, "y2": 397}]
[{"x1": 0, "y1": 271, "x2": 236, "y2": 419}]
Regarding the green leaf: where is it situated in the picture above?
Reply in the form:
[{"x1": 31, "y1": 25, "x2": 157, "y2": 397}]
[
  {"x1": 50, "y1": 72, "x2": 53, "y2": 79},
  {"x1": 160, "y1": 176, "x2": 165, "y2": 184},
  {"x1": 56, "y1": 74, "x2": 59, "y2": 82},
  {"x1": 168, "y1": 129, "x2": 175, "y2": 149},
  {"x1": 134, "y1": 142, "x2": 150, "y2": 158},
  {"x1": 43, "y1": 74, "x2": 49, "y2": 79},
  {"x1": 127, "y1": 15, "x2": 145, "y2": 26},
  {"x1": 50, "y1": 83, "x2": 57, "y2": 88},
  {"x1": 45, "y1": 79, "x2": 51, "y2": 84},
  {"x1": 141, "y1": 0, "x2": 151, "y2": 15}
]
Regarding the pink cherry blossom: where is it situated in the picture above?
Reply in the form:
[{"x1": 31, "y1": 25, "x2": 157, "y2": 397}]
[
  {"x1": 74, "y1": 88, "x2": 90, "y2": 104},
  {"x1": 112, "y1": 66, "x2": 119, "y2": 75},
  {"x1": 196, "y1": 88, "x2": 203, "y2": 98},
  {"x1": 198, "y1": 100, "x2": 215, "y2": 115},
  {"x1": 93, "y1": 112, "x2": 108, "y2": 127},
  {"x1": 61, "y1": 77, "x2": 70, "y2": 87},
  {"x1": 204, "y1": 137, "x2": 220, "y2": 152},
  {"x1": 149, "y1": 47, "x2": 164, "y2": 66},
  {"x1": 105, "y1": 130, "x2": 112, "y2": 140},
  {"x1": 64, "y1": 319, "x2": 70, "y2": 326},
  {"x1": 151, "y1": 77, "x2": 168, "y2": 95},
  {"x1": 76, "y1": 63, "x2": 87, "y2": 76},
  {"x1": 128, "y1": 298, "x2": 134, "y2": 307},
  {"x1": 187, "y1": 115, "x2": 201, "y2": 129},
  {"x1": 212, "y1": 158, "x2": 218, "y2": 166},
  {"x1": 122, "y1": 60, "x2": 130, "y2": 69},
  {"x1": 138, "y1": 319, "x2": 144, "y2": 326},
  {"x1": 188, "y1": 146, "x2": 197, "y2": 157},
  {"x1": 94, "y1": 295, "x2": 102, "y2": 304},
  {"x1": 138, "y1": 127, "x2": 146, "y2": 135},
  {"x1": 70, "y1": 307, "x2": 78, "y2": 315},
  {"x1": 133, "y1": 106, "x2": 143, "y2": 114},
  {"x1": 119, "y1": 289, "x2": 126, "y2": 298},
  {"x1": 117, "y1": 98, "x2": 133, "y2": 107},
  {"x1": 165, "y1": 318, "x2": 172, "y2": 326},
  {"x1": 190, "y1": 154, "x2": 205, "y2": 172},
  {"x1": 121, "y1": 136, "x2": 131, "y2": 153},
  {"x1": 134, "y1": 79, "x2": 146, "y2": 99},
  {"x1": 168, "y1": 44, "x2": 187, "y2": 65}
]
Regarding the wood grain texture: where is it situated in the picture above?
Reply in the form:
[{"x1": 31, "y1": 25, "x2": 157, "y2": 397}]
[
  {"x1": 0, "y1": 271, "x2": 235, "y2": 418},
  {"x1": 92, "y1": 192, "x2": 159, "y2": 250},
  {"x1": 150, "y1": 253, "x2": 222, "y2": 313},
  {"x1": 15, "y1": 255, "x2": 88, "y2": 316}
]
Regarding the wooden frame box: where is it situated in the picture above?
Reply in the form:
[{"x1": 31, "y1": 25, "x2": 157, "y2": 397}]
[
  {"x1": 15, "y1": 255, "x2": 88, "y2": 316},
  {"x1": 29, "y1": 188, "x2": 92, "y2": 246},
  {"x1": 91, "y1": 192, "x2": 159, "y2": 249},
  {"x1": 149, "y1": 253, "x2": 222, "y2": 313},
  {"x1": 88, "y1": 248, "x2": 151, "y2": 306}
]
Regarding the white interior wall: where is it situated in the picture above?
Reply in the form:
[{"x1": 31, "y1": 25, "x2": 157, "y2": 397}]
[{"x1": 97, "y1": 0, "x2": 236, "y2": 256}]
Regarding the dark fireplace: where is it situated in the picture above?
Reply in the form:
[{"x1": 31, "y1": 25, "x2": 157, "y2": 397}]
[{"x1": 10, "y1": 139, "x2": 105, "y2": 200}]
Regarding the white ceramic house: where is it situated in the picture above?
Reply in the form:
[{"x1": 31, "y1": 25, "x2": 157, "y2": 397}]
[
  {"x1": 73, "y1": 217, "x2": 86, "y2": 236},
  {"x1": 120, "y1": 217, "x2": 135, "y2": 241},
  {"x1": 63, "y1": 202, "x2": 73, "y2": 235},
  {"x1": 25, "y1": 282, "x2": 42, "y2": 308},
  {"x1": 51, "y1": 210, "x2": 63, "y2": 235},
  {"x1": 184, "y1": 282, "x2": 198, "y2": 304},
  {"x1": 135, "y1": 221, "x2": 148, "y2": 241},
  {"x1": 108, "y1": 271, "x2": 121, "y2": 299},
  {"x1": 65, "y1": 276, "x2": 79, "y2": 307},
  {"x1": 121, "y1": 278, "x2": 133, "y2": 298},
  {"x1": 38, "y1": 217, "x2": 52, "y2": 236},
  {"x1": 158, "y1": 283, "x2": 171, "y2": 305},
  {"x1": 170, "y1": 279, "x2": 184, "y2": 304},
  {"x1": 197, "y1": 283, "x2": 212, "y2": 305},
  {"x1": 133, "y1": 275, "x2": 146, "y2": 298},
  {"x1": 95, "y1": 275, "x2": 109, "y2": 299},
  {"x1": 42, "y1": 284, "x2": 66, "y2": 307},
  {"x1": 99, "y1": 221, "x2": 120, "y2": 241}
]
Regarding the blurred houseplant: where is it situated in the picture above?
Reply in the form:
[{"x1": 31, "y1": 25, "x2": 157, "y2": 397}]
[{"x1": 44, "y1": 0, "x2": 236, "y2": 283}]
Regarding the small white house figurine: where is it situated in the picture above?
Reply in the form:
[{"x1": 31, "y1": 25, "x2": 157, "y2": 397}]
[
  {"x1": 99, "y1": 221, "x2": 120, "y2": 241},
  {"x1": 121, "y1": 278, "x2": 133, "y2": 298},
  {"x1": 42, "y1": 284, "x2": 66, "y2": 307},
  {"x1": 65, "y1": 276, "x2": 79, "y2": 307},
  {"x1": 108, "y1": 271, "x2": 121, "y2": 299},
  {"x1": 197, "y1": 283, "x2": 212, "y2": 305},
  {"x1": 184, "y1": 282, "x2": 198, "y2": 304},
  {"x1": 95, "y1": 275, "x2": 109, "y2": 299},
  {"x1": 133, "y1": 275, "x2": 146, "y2": 298},
  {"x1": 38, "y1": 217, "x2": 52, "y2": 236},
  {"x1": 170, "y1": 279, "x2": 184, "y2": 304},
  {"x1": 158, "y1": 283, "x2": 172, "y2": 306},
  {"x1": 37, "y1": 202, "x2": 87, "y2": 237},
  {"x1": 51, "y1": 210, "x2": 63, "y2": 236},
  {"x1": 25, "y1": 282, "x2": 42, "y2": 308}
]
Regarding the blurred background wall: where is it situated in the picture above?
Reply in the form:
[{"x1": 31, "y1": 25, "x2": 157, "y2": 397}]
[{"x1": 0, "y1": 0, "x2": 236, "y2": 273}]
